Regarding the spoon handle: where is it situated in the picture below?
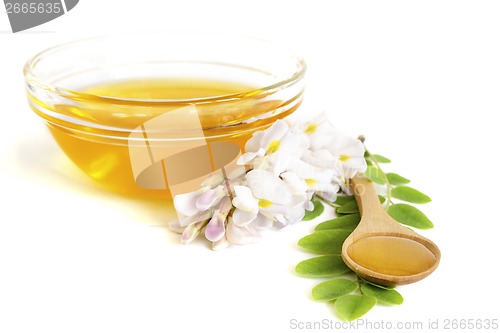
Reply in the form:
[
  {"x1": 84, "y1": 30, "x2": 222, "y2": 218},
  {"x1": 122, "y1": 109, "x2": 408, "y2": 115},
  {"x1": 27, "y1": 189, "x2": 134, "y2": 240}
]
[{"x1": 350, "y1": 174, "x2": 386, "y2": 217}]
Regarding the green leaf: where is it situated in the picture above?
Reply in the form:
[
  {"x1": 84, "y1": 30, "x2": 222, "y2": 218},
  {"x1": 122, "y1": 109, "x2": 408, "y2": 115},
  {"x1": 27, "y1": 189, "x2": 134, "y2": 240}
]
[
  {"x1": 336, "y1": 200, "x2": 359, "y2": 214},
  {"x1": 333, "y1": 195, "x2": 355, "y2": 206},
  {"x1": 336, "y1": 196, "x2": 386, "y2": 214},
  {"x1": 295, "y1": 255, "x2": 351, "y2": 278},
  {"x1": 388, "y1": 204, "x2": 434, "y2": 229},
  {"x1": 358, "y1": 276, "x2": 395, "y2": 290},
  {"x1": 303, "y1": 199, "x2": 325, "y2": 221},
  {"x1": 298, "y1": 230, "x2": 352, "y2": 254},
  {"x1": 315, "y1": 214, "x2": 360, "y2": 231},
  {"x1": 371, "y1": 154, "x2": 391, "y2": 163},
  {"x1": 334, "y1": 295, "x2": 377, "y2": 321},
  {"x1": 365, "y1": 159, "x2": 373, "y2": 166},
  {"x1": 386, "y1": 173, "x2": 411, "y2": 185},
  {"x1": 312, "y1": 278, "x2": 358, "y2": 302},
  {"x1": 365, "y1": 166, "x2": 386, "y2": 185},
  {"x1": 392, "y1": 186, "x2": 432, "y2": 204},
  {"x1": 360, "y1": 284, "x2": 404, "y2": 305}
]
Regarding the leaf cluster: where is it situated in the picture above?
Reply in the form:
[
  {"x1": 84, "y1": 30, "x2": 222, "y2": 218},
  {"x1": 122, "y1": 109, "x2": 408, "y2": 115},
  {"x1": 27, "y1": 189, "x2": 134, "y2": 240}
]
[
  {"x1": 364, "y1": 152, "x2": 434, "y2": 229},
  {"x1": 296, "y1": 149, "x2": 434, "y2": 321},
  {"x1": 296, "y1": 210, "x2": 404, "y2": 321}
]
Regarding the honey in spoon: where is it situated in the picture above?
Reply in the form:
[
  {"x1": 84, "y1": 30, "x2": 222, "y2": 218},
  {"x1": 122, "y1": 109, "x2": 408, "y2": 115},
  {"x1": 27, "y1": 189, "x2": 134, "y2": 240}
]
[
  {"x1": 347, "y1": 235, "x2": 437, "y2": 276},
  {"x1": 341, "y1": 174, "x2": 440, "y2": 285}
]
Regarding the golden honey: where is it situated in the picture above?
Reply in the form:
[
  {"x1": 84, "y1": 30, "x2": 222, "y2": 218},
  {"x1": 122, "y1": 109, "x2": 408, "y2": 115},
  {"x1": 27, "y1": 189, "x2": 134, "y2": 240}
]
[
  {"x1": 32, "y1": 78, "x2": 297, "y2": 198},
  {"x1": 347, "y1": 236, "x2": 436, "y2": 276}
]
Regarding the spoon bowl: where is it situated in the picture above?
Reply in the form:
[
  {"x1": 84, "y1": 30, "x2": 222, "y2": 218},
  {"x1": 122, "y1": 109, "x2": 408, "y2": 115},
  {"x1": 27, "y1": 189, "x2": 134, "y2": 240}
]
[{"x1": 341, "y1": 174, "x2": 441, "y2": 285}]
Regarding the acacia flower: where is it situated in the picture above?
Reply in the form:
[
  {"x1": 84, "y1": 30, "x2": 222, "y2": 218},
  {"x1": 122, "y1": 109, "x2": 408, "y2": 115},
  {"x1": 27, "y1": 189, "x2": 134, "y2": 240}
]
[
  {"x1": 327, "y1": 133, "x2": 367, "y2": 179},
  {"x1": 232, "y1": 169, "x2": 307, "y2": 228},
  {"x1": 172, "y1": 173, "x2": 236, "y2": 248},
  {"x1": 239, "y1": 120, "x2": 309, "y2": 177},
  {"x1": 300, "y1": 113, "x2": 367, "y2": 191},
  {"x1": 300, "y1": 113, "x2": 337, "y2": 151},
  {"x1": 170, "y1": 113, "x2": 367, "y2": 249}
]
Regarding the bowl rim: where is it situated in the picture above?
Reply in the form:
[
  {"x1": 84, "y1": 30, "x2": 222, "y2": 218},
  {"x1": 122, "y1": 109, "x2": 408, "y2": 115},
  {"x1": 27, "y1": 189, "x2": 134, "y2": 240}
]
[{"x1": 23, "y1": 32, "x2": 307, "y2": 105}]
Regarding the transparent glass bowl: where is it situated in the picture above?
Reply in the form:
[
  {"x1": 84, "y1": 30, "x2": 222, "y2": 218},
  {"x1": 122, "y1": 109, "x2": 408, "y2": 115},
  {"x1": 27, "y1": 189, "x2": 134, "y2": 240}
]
[{"x1": 24, "y1": 33, "x2": 306, "y2": 199}]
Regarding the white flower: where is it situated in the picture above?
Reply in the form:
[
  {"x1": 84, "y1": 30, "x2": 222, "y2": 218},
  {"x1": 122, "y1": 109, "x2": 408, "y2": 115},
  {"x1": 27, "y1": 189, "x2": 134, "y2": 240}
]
[
  {"x1": 238, "y1": 120, "x2": 309, "y2": 176},
  {"x1": 299, "y1": 113, "x2": 337, "y2": 151},
  {"x1": 229, "y1": 169, "x2": 307, "y2": 243},
  {"x1": 225, "y1": 216, "x2": 261, "y2": 245},
  {"x1": 298, "y1": 113, "x2": 367, "y2": 193},
  {"x1": 173, "y1": 185, "x2": 226, "y2": 219},
  {"x1": 204, "y1": 196, "x2": 233, "y2": 242},
  {"x1": 327, "y1": 133, "x2": 367, "y2": 179},
  {"x1": 170, "y1": 112, "x2": 368, "y2": 249},
  {"x1": 286, "y1": 159, "x2": 339, "y2": 193},
  {"x1": 300, "y1": 112, "x2": 366, "y2": 176},
  {"x1": 172, "y1": 174, "x2": 234, "y2": 247}
]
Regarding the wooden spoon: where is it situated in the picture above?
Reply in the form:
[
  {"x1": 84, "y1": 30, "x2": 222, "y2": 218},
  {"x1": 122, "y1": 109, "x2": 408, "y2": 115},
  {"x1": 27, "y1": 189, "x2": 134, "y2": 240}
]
[{"x1": 341, "y1": 174, "x2": 441, "y2": 285}]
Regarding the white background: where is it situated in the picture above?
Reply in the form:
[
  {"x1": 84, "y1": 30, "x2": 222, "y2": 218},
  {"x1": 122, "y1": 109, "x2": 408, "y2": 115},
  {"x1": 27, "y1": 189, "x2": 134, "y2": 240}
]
[{"x1": 1, "y1": 1, "x2": 499, "y2": 332}]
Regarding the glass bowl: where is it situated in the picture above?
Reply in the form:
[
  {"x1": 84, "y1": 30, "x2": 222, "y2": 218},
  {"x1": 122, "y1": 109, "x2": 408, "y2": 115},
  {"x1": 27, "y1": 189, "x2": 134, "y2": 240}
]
[{"x1": 24, "y1": 33, "x2": 306, "y2": 199}]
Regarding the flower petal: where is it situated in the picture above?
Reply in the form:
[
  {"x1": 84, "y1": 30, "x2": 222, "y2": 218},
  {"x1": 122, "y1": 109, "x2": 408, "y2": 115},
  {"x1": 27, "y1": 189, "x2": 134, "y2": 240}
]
[
  {"x1": 226, "y1": 166, "x2": 247, "y2": 180},
  {"x1": 328, "y1": 134, "x2": 367, "y2": 171},
  {"x1": 304, "y1": 200, "x2": 314, "y2": 211},
  {"x1": 286, "y1": 204, "x2": 306, "y2": 223},
  {"x1": 251, "y1": 156, "x2": 271, "y2": 171},
  {"x1": 178, "y1": 208, "x2": 214, "y2": 227},
  {"x1": 341, "y1": 167, "x2": 360, "y2": 180},
  {"x1": 181, "y1": 220, "x2": 206, "y2": 244},
  {"x1": 244, "y1": 129, "x2": 265, "y2": 152},
  {"x1": 259, "y1": 202, "x2": 291, "y2": 215},
  {"x1": 212, "y1": 234, "x2": 229, "y2": 251},
  {"x1": 232, "y1": 186, "x2": 258, "y2": 213},
  {"x1": 302, "y1": 149, "x2": 339, "y2": 169},
  {"x1": 316, "y1": 190, "x2": 338, "y2": 203},
  {"x1": 303, "y1": 113, "x2": 338, "y2": 150},
  {"x1": 287, "y1": 159, "x2": 336, "y2": 184},
  {"x1": 307, "y1": 181, "x2": 340, "y2": 193},
  {"x1": 246, "y1": 169, "x2": 291, "y2": 205},
  {"x1": 281, "y1": 172, "x2": 307, "y2": 192},
  {"x1": 200, "y1": 172, "x2": 225, "y2": 188},
  {"x1": 232, "y1": 208, "x2": 258, "y2": 226},
  {"x1": 275, "y1": 204, "x2": 305, "y2": 225},
  {"x1": 218, "y1": 196, "x2": 233, "y2": 214},
  {"x1": 237, "y1": 148, "x2": 265, "y2": 165},
  {"x1": 253, "y1": 213, "x2": 273, "y2": 229},
  {"x1": 225, "y1": 218, "x2": 260, "y2": 245},
  {"x1": 267, "y1": 131, "x2": 309, "y2": 176},
  {"x1": 177, "y1": 214, "x2": 197, "y2": 228},
  {"x1": 290, "y1": 191, "x2": 308, "y2": 207},
  {"x1": 205, "y1": 213, "x2": 226, "y2": 242},
  {"x1": 274, "y1": 214, "x2": 288, "y2": 226},
  {"x1": 195, "y1": 186, "x2": 224, "y2": 211},
  {"x1": 167, "y1": 220, "x2": 184, "y2": 234},
  {"x1": 259, "y1": 120, "x2": 289, "y2": 153},
  {"x1": 173, "y1": 188, "x2": 206, "y2": 217}
]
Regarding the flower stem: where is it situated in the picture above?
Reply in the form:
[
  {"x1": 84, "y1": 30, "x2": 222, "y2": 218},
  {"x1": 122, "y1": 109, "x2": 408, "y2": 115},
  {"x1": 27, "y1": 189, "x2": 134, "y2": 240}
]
[{"x1": 364, "y1": 149, "x2": 394, "y2": 209}]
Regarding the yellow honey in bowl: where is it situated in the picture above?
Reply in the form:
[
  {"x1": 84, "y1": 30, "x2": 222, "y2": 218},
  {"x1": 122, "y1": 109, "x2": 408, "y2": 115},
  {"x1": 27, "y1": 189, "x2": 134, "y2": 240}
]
[
  {"x1": 85, "y1": 78, "x2": 254, "y2": 101},
  {"x1": 37, "y1": 78, "x2": 294, "y2": 199}
]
